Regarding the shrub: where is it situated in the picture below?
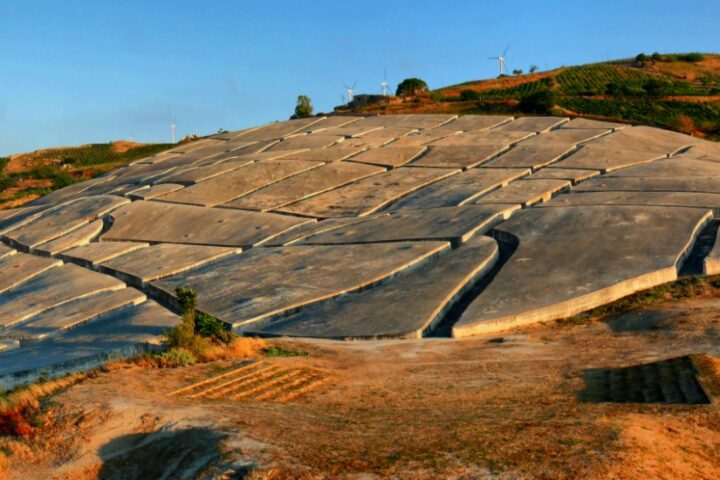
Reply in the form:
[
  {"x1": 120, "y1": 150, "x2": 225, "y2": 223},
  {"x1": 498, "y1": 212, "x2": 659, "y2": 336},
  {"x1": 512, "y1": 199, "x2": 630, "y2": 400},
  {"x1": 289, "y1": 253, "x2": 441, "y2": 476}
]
[
  {"x1": 460, "y1": 89, "x2": 481, "y2": 101},
  {"x1": 643, "y1": 78, "x2": 669, "y2": 97},
  {"x1": 518, "y1": 88, "x2": 556, "y2": 114}
]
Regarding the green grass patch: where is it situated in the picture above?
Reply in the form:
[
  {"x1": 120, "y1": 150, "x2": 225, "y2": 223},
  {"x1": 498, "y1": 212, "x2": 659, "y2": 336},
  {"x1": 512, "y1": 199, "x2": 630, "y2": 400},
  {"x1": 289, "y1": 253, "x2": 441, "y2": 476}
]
[{"x1": 263, "y1": 345, "x2": 309, "y2": 358}]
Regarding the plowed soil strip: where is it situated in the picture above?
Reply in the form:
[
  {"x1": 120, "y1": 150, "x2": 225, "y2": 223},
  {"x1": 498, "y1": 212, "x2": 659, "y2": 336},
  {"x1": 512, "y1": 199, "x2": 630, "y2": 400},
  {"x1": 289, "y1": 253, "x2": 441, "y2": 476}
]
[
  {"x1": 253, "y1": 372, "x2": 319, "y2": 401},
  {"x1": 167, "y1": 361, "x2": 260, "y2": 397},
  {"x1": 276, "y1": 377, "x2": 330, "y2": 403},
  {"x1": 203, "y1": 365, "x2": 283, "y2": 399},
  {"x1": 189, "y1": 364, "x2": 278, "y2": 399},
  {"x1": 229, "y1": 369, "x2": 305, "y2": 400}
]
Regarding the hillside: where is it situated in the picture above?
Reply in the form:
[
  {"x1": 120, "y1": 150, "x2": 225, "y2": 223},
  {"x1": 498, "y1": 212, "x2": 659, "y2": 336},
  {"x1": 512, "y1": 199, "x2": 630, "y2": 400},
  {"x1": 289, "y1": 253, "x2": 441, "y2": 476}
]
[
  {"x1": 0, "y1": 141, "x2": 174, "y2": 209},
  {"x1": 345, "y1": 52, "x2": 720, "y2": 140}
]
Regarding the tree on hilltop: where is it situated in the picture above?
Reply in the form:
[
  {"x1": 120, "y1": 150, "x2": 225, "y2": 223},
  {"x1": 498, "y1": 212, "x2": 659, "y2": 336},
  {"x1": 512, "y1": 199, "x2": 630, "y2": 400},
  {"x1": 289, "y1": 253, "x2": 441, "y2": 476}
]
[
  {"x1": 292, "y1": 95, "x2": 313, "y2": 118},
  {"x1": 396, "y1": 78, "x2": 428, "y2": 97}
]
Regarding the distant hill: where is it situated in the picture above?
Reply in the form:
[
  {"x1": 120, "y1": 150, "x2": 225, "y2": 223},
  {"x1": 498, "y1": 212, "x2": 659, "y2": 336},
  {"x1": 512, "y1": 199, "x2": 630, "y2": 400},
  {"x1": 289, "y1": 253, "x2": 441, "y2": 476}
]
[
  {"x1": 343, "y1": 52, "x2": 720, "y2": 140},
  {"x1": 0, "y1": 141, "x2": 173, "y2": 209}
]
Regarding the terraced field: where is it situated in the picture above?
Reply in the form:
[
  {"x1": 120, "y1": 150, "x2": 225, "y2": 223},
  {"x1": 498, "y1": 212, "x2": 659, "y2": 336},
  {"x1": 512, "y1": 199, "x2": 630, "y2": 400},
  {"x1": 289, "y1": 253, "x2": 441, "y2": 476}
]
[{"x1": 2, "y1": 114, "x2": 720, "y2": 390}]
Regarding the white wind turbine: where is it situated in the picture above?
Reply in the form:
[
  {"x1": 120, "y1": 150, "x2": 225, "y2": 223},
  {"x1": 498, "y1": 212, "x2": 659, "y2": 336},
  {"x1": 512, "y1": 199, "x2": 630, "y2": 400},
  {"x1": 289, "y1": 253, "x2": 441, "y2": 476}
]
[
  {"x1": 380, "y1": 69, "x2": 389, "y2": 96},
  {"x1": 343, "y1": 81, "x2": 357, "y2": 103},
  {"x1": 489, "y1": 44, "x2": 510, "y2": 76}
]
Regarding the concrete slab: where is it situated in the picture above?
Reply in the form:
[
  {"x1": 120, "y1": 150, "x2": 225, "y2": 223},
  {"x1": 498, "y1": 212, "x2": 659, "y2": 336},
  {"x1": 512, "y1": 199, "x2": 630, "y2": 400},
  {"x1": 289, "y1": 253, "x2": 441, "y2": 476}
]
[
  {"x1": 560, "y1": 118, "x2": 627, "y2": 130},
  {"x1": 574, "y1": 176, "x2": 720, "y2": 194},
  {"x1": 299, "y1": 205, "x2": 517, "y2": 247},
  {"x1": 482, "y1": 143, "x2": 575, "y2": 169},
  {"x1": 356, "y1": 114, "x2": 456, "y2": 130},
  {"x1": 154, "y1": 159, "x2": 322, "y2": 206},
  {"x1": 99, "y1": 243, "x2": 239, "y2": 287},
  {"x1": 0, "y1": 300, "x2": 178, "y2": 391},
  {"x1": 293, "y1": 116, "x2": 362, "y2": 134},
  {"x1": 247, "y1": 237, "x2": 499, "y2": 339},
  {"x1": 222, "y1": 162, "x2": 385, "y2": 211},
  {"x1": 152, "y1": 241, "x2": 449, "y2": 329},
  {"x1": 2, "y1": 196, "x2": 129, "y2": 249},
  {"x1": 526, "y1": 168, "x2": 600, "y2": 184},
  {"x1": 313, "y1": 124, "x2": 384, "y2": 138},
  {"x1": 550, "y1": 126, "x2": 696, "y2": 172},
  {"x1": 259, "y1": 216, "x2": 385, "y2": 246},
  {"x1": 347, "y1": 146, "x2": 427, "y2": 168},
  {"x1": 385, "y1": 167, "x2": 530, "y2": 210},
  {"x1": 1, "y1": 288, "x2": 146, "y2": 342},
  {"x1": 127, "y1": 183, "x2": 184, "y2": 200},
  {"x1": 266, "y1": 134, "x2": 344, "y2": 151},
  {"x1": 60, "y1": 241, "x2": 150, "y2": 268},
  {"x1": 676, "y1": 142, "x2": 720, "y2": 163},
  {"x1": 429, "y1": 115, "x2": 512, "y2": 135},
  {"x1": 410, "y1": 145, "x2": 508, "y2": 169},
  {"x1": 0, "y1": 244, "x2": 15, "y2": 260},
  {"x1": 430, "y1": 129, "x2": 535, "y2": 147},
  {"x1": 277, "y1": 167, "x2": 459, "y2": 217},
  {"x1": 0, "y1": 263, "x2": 125, "y2": 329},
  {"x1": 150, "y1": 157, "x2": 258, "y2": 185},
  {"x1": 342, "y1": 127, "x2": 419, "y2": 149},
  {"x1": 230, "y1": 117, "x2": 326, "y2": 142},
  {"x1": 269, "y1": 147, "x2": 367, "y2": 163},
  {"x1": 0, "y1": 252, "x2": 61, "y2": 294},
  {"x1": 474, "y1": 178, "x2": 571, "y2": 206},
  {"x1": 453, "y1": 206, "x2": 712, "y2": 337},
  {"x1": 541, "y1": 191, "x2": 720, "y2": 212},
  {"x1": 32, "y1": 219, "x2": 103, "y2": 256},
  {"x1": 497, "y1": 116, "x2": 569, "y2": 132},
  {"x1": 525, "y1": 127, "x2": 611, "y2": 145},
  {"x1": 602, "y1": 157, "x2": 720, "y2": 178},
  {"x1": 103, "y1": 201, "x2": 311, "y2": 247},
  {"x1": 703, "y1": 229, "x2": 720, "y2": 275}
]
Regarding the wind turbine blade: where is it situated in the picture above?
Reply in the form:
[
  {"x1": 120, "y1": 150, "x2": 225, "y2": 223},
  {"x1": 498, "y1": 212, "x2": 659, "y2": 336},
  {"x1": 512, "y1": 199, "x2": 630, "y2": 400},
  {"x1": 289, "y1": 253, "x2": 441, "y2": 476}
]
[
  {"x1": 352, "y1": 81, "x2": 357, "y2": 89},
  {"x1": 503, "y1": 43, "x2": 510, "y2": 57}
]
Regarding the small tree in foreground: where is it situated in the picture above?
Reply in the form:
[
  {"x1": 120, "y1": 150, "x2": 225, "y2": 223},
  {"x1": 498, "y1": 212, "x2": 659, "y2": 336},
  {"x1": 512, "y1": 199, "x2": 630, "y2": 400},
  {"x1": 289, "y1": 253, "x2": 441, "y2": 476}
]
[
  {"x1": 293, "y1": 95, "x2": 313, "y2": 118},
  {"x1": 396, "y1": 78, "x2": 428, "y2": 97}
]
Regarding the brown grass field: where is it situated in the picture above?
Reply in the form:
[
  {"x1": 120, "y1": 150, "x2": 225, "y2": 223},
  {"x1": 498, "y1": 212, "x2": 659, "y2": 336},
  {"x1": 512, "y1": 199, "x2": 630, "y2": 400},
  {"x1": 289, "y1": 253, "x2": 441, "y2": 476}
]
[{"x1": 2, "y1": 279, "x2": 720, "y2": 479}]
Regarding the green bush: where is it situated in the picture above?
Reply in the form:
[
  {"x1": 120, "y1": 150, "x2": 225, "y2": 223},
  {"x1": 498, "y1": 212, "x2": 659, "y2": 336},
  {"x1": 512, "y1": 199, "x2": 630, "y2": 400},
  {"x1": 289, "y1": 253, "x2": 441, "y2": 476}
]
[
  {"x1": 460, "y1": 89, "x2": 481, "y2": 101},
  {"x1": 518, "y1": 88, "x2": 556, "y2": 114},
  {"x1": 155, "y1": 348, "x2": 197, "y2": 366}
]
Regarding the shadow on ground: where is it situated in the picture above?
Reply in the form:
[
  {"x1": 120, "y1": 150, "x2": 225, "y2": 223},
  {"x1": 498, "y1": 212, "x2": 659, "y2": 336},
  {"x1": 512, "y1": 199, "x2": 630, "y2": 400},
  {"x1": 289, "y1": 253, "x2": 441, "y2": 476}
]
[
  {"x1": 580, "y1": 356, "x2": 709, "y2": 404},
  {"x1": 98, "y1": 426, "x2": 245, "y2": 480}
]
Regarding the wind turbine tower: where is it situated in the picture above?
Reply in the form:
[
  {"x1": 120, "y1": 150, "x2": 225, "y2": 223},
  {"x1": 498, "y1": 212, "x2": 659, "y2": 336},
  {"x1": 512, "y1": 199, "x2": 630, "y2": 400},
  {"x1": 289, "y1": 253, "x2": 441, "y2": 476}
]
[
  {"x1": 170, "y1": 123, "x2": 176, "y2": 144},
  {"x1": 489, "y1": 44, "x2": 510, "y2": 76},
  {"x1": 343, "y1": 82, "x2": 357, "y2": 104},
  {"x1": 380, "y1": 70, "x2": 389, "y2": 97}
]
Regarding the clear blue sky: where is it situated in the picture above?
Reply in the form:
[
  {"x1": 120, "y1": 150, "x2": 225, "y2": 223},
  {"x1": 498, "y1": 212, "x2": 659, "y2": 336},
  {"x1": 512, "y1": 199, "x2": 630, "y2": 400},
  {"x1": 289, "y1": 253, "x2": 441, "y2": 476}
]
[{"x1": 1, "y1": 0, "x2": 719, "y2": 156}]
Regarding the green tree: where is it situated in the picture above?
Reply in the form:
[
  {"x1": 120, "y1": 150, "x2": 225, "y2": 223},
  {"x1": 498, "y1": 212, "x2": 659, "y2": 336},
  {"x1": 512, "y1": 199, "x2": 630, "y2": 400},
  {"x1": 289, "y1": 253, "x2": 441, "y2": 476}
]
[
  {"x1": 512, "y1": 69, "x2": 523, "y2": 76},
  {"x1": 396, "y1": 78, "x2": 428, "y2": 97},
  {"x1": 529, "y1": 65, "x2": 538, "y2": 73},
  {"x1": 293, "y1": 95, "x2": 313, "y2": 118}
]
